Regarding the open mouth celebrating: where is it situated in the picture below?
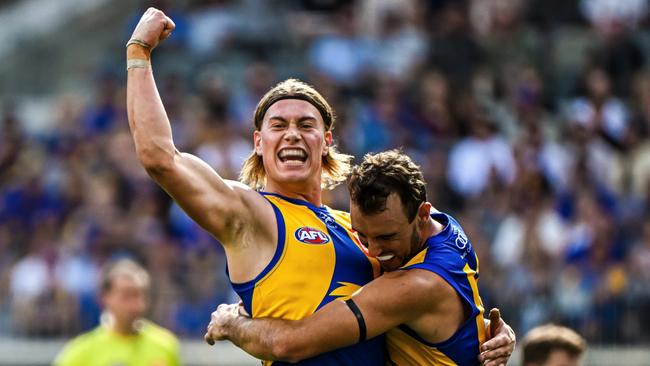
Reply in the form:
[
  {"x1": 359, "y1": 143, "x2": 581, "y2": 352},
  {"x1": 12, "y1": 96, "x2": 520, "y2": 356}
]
[{"x1": 278, "y1": 148, "x2": 308, "y2": 165}]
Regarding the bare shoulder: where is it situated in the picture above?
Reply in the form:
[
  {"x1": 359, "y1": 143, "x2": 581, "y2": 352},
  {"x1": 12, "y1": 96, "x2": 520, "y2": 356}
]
[
  {"x1": 224, "y1": 180, "x2": 259, "y2": 202},
  {"x1": 220, "y1": 181, "x2": 279, "y2": 282},
  {"x1": 223, "y1": 180, "x2": 276, "y2": 239},
  {"x1": 226, "y1": 181, "x2": 273, "y2": 215},
  {"x1": 399, "y1": 268, "x2": 467, "y2": 343}
]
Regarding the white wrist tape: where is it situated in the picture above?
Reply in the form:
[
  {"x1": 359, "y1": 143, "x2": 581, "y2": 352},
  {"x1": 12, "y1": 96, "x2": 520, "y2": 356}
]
[{"x1": 126, "y1": 59, "x2": 151, "y2": 70}]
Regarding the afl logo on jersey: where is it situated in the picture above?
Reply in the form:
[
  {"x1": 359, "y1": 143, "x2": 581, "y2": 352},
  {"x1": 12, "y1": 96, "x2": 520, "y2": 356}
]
[{"x1": 295, "y1": 227, "x2": 331, "y2": 244}]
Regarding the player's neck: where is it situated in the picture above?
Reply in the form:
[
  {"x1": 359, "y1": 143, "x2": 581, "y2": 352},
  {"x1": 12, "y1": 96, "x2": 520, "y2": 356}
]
[
  {"x1": 264, "y1": 181, "x2": 323, "y2": 206},
  {"x1": 423, "y1": 217, "x2": 444, "y2": 241}
]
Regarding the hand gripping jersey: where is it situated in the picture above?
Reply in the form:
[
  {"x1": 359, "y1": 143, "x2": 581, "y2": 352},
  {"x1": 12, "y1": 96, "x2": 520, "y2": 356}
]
[
  {"x1": 387, "y1": 212, "x2": 486, "y2": 366},
  {"x1": 230, "y1": 193, "x2": 385, "y2": 365}
]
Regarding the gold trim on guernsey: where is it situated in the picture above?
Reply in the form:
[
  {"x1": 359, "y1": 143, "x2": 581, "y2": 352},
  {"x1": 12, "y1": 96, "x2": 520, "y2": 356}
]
[{"x1": 463, "y1": 258, "x2": 486, "y2": 347}]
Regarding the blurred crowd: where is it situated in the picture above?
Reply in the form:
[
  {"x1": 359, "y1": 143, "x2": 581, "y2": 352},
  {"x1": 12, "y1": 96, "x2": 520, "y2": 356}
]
[{"x1": 2, "y1": 0, "x2": 650, "y2": 344}]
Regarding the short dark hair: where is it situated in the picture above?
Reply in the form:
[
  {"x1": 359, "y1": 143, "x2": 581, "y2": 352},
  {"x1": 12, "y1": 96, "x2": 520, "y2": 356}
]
[
  {"x1": 100, "y1": 258, "x2": 150, "y2": 294},
  {"x1": 348, "y1": 149, "x2": 426, "y2": 222},
  {"x1": 522, "y1": 324, "x2": 586, "y2": 365}
]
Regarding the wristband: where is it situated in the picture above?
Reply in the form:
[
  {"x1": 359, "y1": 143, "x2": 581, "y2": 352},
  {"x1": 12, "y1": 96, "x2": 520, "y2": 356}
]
[
  {"x1": 126, "y1": 38, "x2": 152, "y2": 50},
  {"x1": 127, "y1": 59, "x2": 151, "y2": 70}
]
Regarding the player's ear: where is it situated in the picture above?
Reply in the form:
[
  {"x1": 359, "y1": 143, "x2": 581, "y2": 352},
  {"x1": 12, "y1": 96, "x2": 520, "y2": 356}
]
[
  {"x1": 254, "y1": 130, "x2": 263, "y2": 156},
  {"x1": 323, "y1": 131, "x2": 332, "y2": 156},
  {"x1": 418, "y1": 202, "x2": 431, "y2": 223}
]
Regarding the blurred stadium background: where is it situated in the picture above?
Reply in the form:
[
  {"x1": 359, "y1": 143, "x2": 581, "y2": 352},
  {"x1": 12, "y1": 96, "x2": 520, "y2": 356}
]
[{"x1": 1, "y1": 0, "x2": 650, "y2": 364}]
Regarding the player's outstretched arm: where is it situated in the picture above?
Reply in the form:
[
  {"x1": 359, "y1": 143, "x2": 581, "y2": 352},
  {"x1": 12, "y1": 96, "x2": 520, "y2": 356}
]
[
  {"x1": 126, "y1": 8, "x2": 265, "y2": 246},
  {"x1": 205, "y1": 270, "x2": 437, "y2": 362}
]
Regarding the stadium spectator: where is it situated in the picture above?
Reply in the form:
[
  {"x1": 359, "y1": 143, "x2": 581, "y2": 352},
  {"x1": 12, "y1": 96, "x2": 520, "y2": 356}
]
[
  {"x1": 308, "y1": 4, "x2": 371, "y2": 87},
  {"x1": 581, "y1": 0, "x2": 646, "y2": 96},
  {"x1": 366, "y1": 6, "x2": 428, "y2": 80},
  {"x1": 349, "y1": 78, "x2": 412, "y2": 155},
  {"x1": 447, "y1": 100, "x2": 516, "y2": 198},
  {"x1": 428, "y1": 1, "x2": 483, "y2": 88}
]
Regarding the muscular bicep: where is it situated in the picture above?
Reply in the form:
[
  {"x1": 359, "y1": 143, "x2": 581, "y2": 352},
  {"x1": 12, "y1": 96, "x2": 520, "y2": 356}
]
[
  {"x1": 148, "y1": 151, "x2": 256, "y2": 244},
  {"x1": 348, "y1": 270, "x2": 435, "y2": 339}
]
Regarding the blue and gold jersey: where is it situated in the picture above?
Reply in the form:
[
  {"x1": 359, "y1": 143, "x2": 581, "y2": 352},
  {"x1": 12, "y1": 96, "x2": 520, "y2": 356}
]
[
  {"x1": 230, "y1": 192, "x2": 385, "y2": 365},
  {"x1": 387, "y1": 212, "x2": 486, "y2": 366}
]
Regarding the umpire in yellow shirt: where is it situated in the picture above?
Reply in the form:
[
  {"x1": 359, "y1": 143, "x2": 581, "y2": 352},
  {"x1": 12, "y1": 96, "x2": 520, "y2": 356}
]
[{"x1": 54, "y1": 259, "x2": 181, "y2": 366}]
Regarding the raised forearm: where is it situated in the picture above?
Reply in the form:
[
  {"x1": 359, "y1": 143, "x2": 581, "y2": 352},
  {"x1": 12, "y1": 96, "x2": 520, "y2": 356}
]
[
  {"x1": 126, "y1": 8, "x2": 178, "y2": 171},
  {"x1": 126, "y1": 45, "x2": 176, "y2": 169}
]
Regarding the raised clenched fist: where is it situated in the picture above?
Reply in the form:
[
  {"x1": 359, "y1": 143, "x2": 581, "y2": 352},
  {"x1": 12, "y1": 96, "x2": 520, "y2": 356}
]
[{"x1": 129, "y1": 7, "x2": 175, "y2": 50}]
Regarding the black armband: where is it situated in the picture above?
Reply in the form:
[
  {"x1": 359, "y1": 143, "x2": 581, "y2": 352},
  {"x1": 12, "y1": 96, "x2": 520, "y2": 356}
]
[{"x1": 344, "y1": 298, "x2": 367, "y2": 343}]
